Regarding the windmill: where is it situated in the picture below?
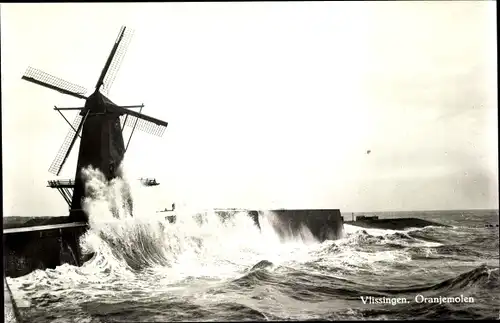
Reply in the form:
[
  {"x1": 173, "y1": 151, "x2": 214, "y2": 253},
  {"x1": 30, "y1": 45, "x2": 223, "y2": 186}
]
[{"x1": 22, "y1": 26, "x2": 168, "y2": 222}]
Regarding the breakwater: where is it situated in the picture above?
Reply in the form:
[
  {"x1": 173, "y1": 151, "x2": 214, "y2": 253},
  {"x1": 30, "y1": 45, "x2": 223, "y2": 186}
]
[{"x1": 3, "y1": 209, "x2": 344, "y2": 278}]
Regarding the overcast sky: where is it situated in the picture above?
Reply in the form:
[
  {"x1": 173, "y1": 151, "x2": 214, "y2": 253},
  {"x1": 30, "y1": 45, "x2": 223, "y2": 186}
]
[{"x1": 1, "y1": 2, "x2": 497, "y2": 216}]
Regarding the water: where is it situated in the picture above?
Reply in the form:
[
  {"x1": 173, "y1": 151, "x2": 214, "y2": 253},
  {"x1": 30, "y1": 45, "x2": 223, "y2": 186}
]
[{"x1": 6, "y1": 172, "x2": 500, "y2": 321}]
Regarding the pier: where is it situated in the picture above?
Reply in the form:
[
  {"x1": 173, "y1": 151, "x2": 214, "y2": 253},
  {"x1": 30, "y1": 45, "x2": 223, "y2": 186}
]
[
  {"x1": 4, "y1": 208, "x2": 345, "y2": 278},
  {"x1": 4, "y1": 219, "x2": 89, "y2": 278},
  {"x1": 344, "y1": 214, "x2": 449, "y2": 230}
]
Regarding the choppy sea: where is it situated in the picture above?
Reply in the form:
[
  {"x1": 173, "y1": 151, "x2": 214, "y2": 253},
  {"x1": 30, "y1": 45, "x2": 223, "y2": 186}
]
[{"x1": 5, "y1": 175, "x2": 500, "y2": 321}]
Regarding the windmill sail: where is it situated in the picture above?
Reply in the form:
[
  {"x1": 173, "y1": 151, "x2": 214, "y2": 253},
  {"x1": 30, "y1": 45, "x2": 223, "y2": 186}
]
[
  {"x1": 96, "y1": 26, "x2": 134, "y2": 95},
  {"x1": 119, "y1": 114, "x2": 168, "y2": 137},
  {"x1": 102, "y1": 28, "x2": 134, "y2": 95},
  {"x1": 22, "y1": 67, "x2": 88, "y2": 100},
  {"x1": 48, "y1": 112, "x2": 87, "y2": 175}
]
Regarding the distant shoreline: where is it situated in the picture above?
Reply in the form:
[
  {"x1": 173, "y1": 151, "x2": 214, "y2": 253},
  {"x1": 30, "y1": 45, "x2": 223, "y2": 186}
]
[
  {"x1": 3, "y1": 216, "x2": 70, "y2": 229},
  {"x1": 341, "y1": 208, "x2": 499, "y2": 215}
]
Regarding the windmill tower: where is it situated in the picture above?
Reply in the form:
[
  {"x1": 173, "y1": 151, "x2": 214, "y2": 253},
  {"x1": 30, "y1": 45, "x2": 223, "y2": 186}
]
[{"x1": 22, "y1": 26, "x2": 168, "y2": 222}]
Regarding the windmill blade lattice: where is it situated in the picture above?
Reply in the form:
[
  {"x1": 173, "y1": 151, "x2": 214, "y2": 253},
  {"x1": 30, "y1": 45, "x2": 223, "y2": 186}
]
[
  {"x1": 48, "y1": 114, "x2": 83, "y2": 175},
  {"x1": 22, "y1": 67, "x2": 88, "y2": 99},
  {"x1": 101, "y1": 27, "x2": 134, "y2": 96},
  {"x1": 119, "y1": 114, "x2": 167, "y2": 137}
]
